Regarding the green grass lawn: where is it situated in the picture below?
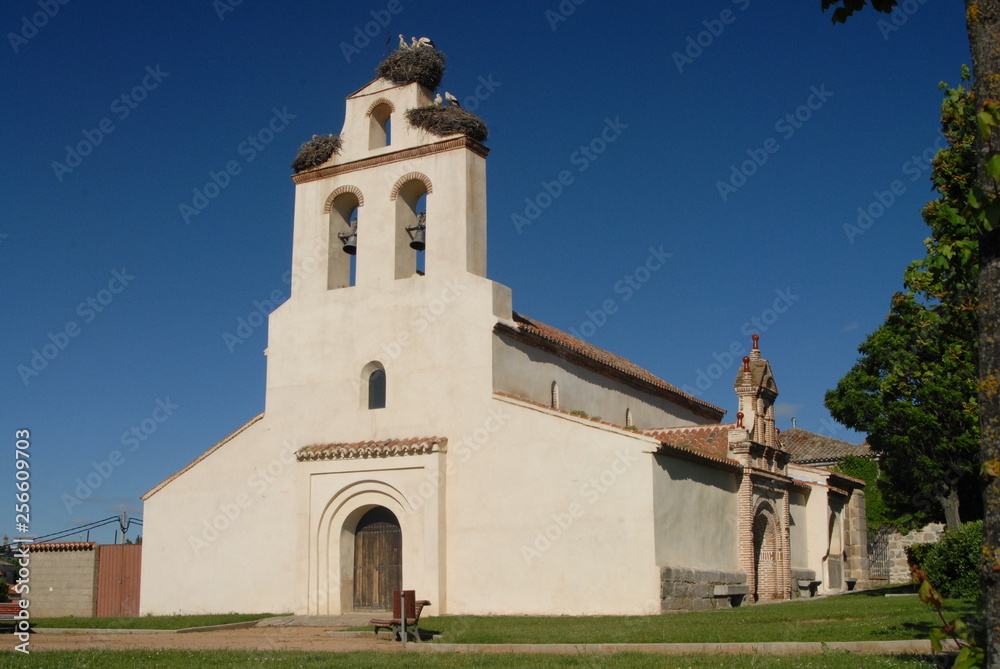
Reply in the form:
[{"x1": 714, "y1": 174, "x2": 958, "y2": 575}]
[
  {"x1": 0, "y1": 650, "x2": 944, "y2": 669},
  {"x1": 416, "y1": 587, "x2": 978, "y2": 644},
  {"x1": 29, "y1": 612, "x2": 288, "y2": 630}
]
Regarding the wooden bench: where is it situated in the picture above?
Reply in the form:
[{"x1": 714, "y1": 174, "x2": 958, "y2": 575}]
[
  {"x1": 370, "y1": 590, "x2": 431, "y2": 642},
  {"x1": 0, "y1": 602, "x2": 24, "y2": 631}
]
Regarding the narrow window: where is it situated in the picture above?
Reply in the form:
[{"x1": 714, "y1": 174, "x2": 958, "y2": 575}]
[
  {"x1": 369, "y1": 103, "x2": 391, "y2": 149},
  {"x1": 368, "y1": 369, "x2": 386, "y2": 409},
  {"x1": 551, "y1": 381, "x2": 560, "y2": 410},
  {"x1": 361, "y1": 362, "x2": 386, "y2": 410},
  {"x1": 625, "y1": 408, "x2": 633, "y2": 428}
]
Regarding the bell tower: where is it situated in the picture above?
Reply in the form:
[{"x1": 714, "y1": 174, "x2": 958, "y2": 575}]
[
  {"x1": 261, "y1": 50, "x2": 508, "y2": 444},
  {"x1": 733, "y1": 334, "x2": 778, "y2": 447},
  {"x1": 287, "y1": 77, "x2": 489, "y2": 299}
]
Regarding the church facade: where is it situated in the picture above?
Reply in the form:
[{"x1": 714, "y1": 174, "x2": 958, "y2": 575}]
[{"x1": 140, "y1": 65, "x2": 868, "y2": 616}]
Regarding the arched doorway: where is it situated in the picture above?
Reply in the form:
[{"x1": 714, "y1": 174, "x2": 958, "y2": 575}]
[
  {"x1": 352, "y1": 506, "x2": 402, "y2": 611},
  {"x1": 753, "y1": 506, "x2": 778, "y2": 602}
]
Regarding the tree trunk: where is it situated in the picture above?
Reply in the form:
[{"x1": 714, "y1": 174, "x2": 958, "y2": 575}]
[
  {"x1": 939, "y1": 487, "x2": 963, "y2": 530},
  {"x1": 965, "y1": 1, "x2": 1000, "y2": 666}
]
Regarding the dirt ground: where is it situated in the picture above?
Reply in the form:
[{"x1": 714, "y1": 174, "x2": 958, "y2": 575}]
[{"x1": 18, "y1": 627, "x2": 406, "y2": 653}]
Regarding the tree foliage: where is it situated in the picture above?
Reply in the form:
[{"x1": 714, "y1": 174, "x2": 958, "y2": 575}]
[
  {"x1": 834, "y1": 455, "x2": 891, "y2": 534},
  {"x1": 825, "y1": 77, "x2": 981, "y2": 530}
]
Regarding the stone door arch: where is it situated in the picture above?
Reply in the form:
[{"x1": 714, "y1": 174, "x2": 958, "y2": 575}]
[{"x1": 753, "y1": 503, "x2": 779, "y2": 602}]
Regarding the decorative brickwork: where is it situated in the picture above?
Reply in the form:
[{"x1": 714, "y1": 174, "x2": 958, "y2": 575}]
[{"x1": 660, "y1": 567, "x2": 748, "y2": 611}]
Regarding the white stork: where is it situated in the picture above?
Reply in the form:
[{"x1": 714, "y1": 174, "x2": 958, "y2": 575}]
[
  {"x1": 398, "y1": 34, "x2": 409, "y2": 50},
  {"x1": 416, "y1": 36, "x2": 436, "y2": 49},
  {"x1": 434, "y1": 93, "x2": 443, "y2": 106},
  {"x1": 444, "y1": 91, "x2": 461, "y2": 108}
]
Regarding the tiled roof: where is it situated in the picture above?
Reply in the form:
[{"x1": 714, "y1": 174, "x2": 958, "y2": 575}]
[
  {"x1": 780, "y1": 428, "x2": 871, "y2": 464},
  {"x1": 498, "y1": 313, "x2": 725, "y2": 420},
  {"x1": 28, "y1": 542, "x2": 97, "y2": 552},
  {"x1": 297, "y1": 437, "x2": 446, "y2": 461},
  {"x1": 142, "y1": 413, "x2": 265, "y2": 501},
  {"x1": 645, "y1": 423, "x2": 737, "y2": 463}
]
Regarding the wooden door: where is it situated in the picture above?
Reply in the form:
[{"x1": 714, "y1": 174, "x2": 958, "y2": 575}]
[{"x1": 353, "y1": 507, "x2": 401, "y2": 610}]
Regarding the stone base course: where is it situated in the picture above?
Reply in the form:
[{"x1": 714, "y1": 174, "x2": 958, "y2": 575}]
[{"x1": 660, "y1": 566, "x2": 748, "y2": 611}]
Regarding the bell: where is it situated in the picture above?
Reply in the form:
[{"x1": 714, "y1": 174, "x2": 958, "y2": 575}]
[
  {"x1": 409, "y1": 227, "x2": 425, "y2": 251},
  {"x1": 342, "y1": 233, "x2": 357, "y2": 255}
]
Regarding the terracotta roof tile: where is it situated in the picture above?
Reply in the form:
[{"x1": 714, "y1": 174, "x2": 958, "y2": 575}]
[
  {"x1": 28, "y1": 542, "x2": 97, "y2": 552},
  {"x1": 500, "y1": 313, "x2": 725, "y2": 420},
  {"x1": 780, "y1": 428, "x2": 871, "y2": 464},
  {"x1": 297, "y1": 437, "x2": 446, "y2": 461},
  {"x1": 645, "y1": 423, "x2": 737, "y2": 462}
]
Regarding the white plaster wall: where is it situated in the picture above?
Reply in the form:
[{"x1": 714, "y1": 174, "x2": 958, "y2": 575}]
[
  {"x1": 789, "y1": 490, "x2": 809, "y2": 569},
  {"x1": 651, "y1": 456, "x2": 740, "y2": 570},
  {"x1": 788, "y1": 464, "x2": 841, "y2": 594},
  {"x1": 141, "y1": 417, "x2": 305, "y2": 615},
  {"x1": 493, "y1": 335, "x2": 717, "y2": 430},
  {"x1": 440, "y1": 396, "x2": 663, "y2": 615}
]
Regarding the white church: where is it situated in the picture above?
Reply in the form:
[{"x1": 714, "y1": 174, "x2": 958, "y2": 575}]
[{"x1": 140, "y1": 49, "x2": 869, "y2": 616}]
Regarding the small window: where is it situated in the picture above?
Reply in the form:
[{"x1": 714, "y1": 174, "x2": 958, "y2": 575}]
[
  {"x1": 625, "y1": 408, "x2": 633, "y2": 428},
  {"x1": 550, "y1": 381, "x2": 559, "y2": 410},
  {"x1": 368, "y1": 369, "x2": 386, "y2": 409}
]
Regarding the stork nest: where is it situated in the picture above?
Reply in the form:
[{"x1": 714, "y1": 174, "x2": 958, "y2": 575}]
[
  {"x1": 376, "y1": 48, "x2": 446, "y2": 90},
  {"x1": 406, "y1": 105, "x2": 488, "y2": 143},
  {"x1": 291, "y1": 134, "x2": 342, "y2": 173}
]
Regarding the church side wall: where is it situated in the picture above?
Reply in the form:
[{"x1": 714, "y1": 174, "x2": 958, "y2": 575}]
[
  {"x1": 789, "y1": 490, "x2": 810, "y2": 569},
  {"x1": 492, "y1": 335, "x2": 713, "y2": 431},
  {"x1": 651, "y1": 456, "x2": 745, "y2": 610}
]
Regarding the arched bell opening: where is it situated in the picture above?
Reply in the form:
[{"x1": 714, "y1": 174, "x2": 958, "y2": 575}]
[
  {"x1": 395, "y1": 179, "x2": 429, "y2": 279},
  {"x1": 369, "y1": 103, "x2": 392, "y2": 149},
  {"x1": 328, "y1": 192, "x2": 359, "y2": 289}
]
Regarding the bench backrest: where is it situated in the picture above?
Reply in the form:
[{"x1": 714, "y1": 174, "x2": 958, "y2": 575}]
[{"x1": 391, "y1": 590, "x2": 416, "y2": 619}]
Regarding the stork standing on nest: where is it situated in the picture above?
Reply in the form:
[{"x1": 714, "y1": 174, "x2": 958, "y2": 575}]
[
  {"x1": 416, "y1": 36, "x2": 436, "y2": 49},
  {"x1": 434, "y1": 93, "x2": 443, "y2": 106},
  {"x1": 444, "y1": 92, "x2": 461, "y2": 108},
  {"x1": 398, "y1": 34, "x2": 410, "y2": 50}
]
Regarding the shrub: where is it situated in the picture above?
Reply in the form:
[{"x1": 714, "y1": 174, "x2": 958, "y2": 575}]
[
  {"x1": 909, "y1": 521, "x2": 983, "y2": 598},
  {"x1": 0, "y1": 577, "x2": 9, "y2": 603},
  {"x1": 906, "y1": 542, "x2": 934, "y2": 569}
]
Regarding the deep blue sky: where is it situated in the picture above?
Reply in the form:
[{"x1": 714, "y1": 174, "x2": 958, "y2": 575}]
[{"x1": 2, "y1": 0, "x2": 970, "y2": 543}]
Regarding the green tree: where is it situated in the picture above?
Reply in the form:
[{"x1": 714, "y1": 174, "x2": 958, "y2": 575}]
[
  {"x1": 825, "y1": 79, "x2": 980, "y2": 531},
  {"x1": 821, "y1": 2, "x2": 1000, "y2": 664},
  {"x1": 834, "y1": 455, "x2": 891, "y2": 534}
]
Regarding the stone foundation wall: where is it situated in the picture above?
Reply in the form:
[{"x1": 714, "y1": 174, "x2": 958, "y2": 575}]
[
  {"x1": 660, "y1": 566, "x2": 748, "y2": 611},
  {"x1": 885, "y1": 523, "x2": 945, "y2": 584}
]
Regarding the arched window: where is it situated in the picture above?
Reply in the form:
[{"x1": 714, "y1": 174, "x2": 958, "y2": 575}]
[
  {"x1": 550, "y1": 381, "x2": 560, "y2": 410},
  {"x1": 361, "y1": 362, "x2": 386, "y2": 409},
  {"x1": 328, "y1": 191, "x2": 360, "y2": 289},
  {"x1": 369, "y1": 103, "x2": 392, "y2": 149},
  {"x1": 394, "y1": 178, "x2": 429, "y2": 279},
  {"x1": 625, "y1": 408, "x2": 633, "y2": 429}
]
